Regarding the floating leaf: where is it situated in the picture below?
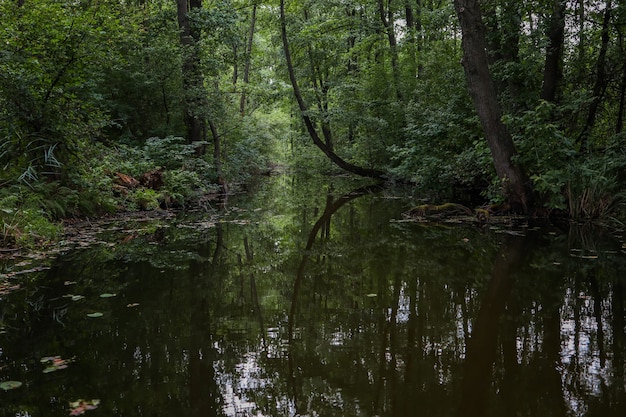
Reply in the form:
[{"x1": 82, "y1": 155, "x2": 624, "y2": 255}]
[
  {"x1": 366, "y1": 293, "x2": 378, "y2": 298},
  {"x1": 0, "y1": 380, "x2": 22, "y2": 391},
  {"x1": 69, "y1": 399, "x2": 100, "y2": 415},
  {"x1": 41, "y1": 355, "x2": 73, "y2": 373},
  {"x1": 99, "y1": 293, "x2": 116, "y2": 298},
  {"x1": 86, "y1": 312, "x2": 103, "y2": 318},
  {"x1": 126, "y1": 303, "x2": 140, "y2": 308},
  {"x1": 63, "y1": 294, "x2": 84, "y2": 301}
]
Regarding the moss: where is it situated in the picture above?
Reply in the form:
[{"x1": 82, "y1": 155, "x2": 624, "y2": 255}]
[{"x1": 406, "y1": 203, "x2": 474, "y2": 217}]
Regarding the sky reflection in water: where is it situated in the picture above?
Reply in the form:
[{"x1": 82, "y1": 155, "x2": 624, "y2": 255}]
[{"x1": 1, "y1": 175, "x2": 625, "y2": 417}]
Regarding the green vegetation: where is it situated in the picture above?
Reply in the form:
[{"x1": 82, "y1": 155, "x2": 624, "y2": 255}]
[{"x1": 1, "y1": 0, "x2": 625, "y2": 247}]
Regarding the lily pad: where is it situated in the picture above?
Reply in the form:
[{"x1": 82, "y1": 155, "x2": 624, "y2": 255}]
[
  {"x1": 99, "y1": 293, "x2": 116, "y2": 298},
  {"x1": 126, "y1": 303, "x2": 140, "y2": 308},
  {"x1": 69, "y1": 399, "x2": 100, "y2": 415},
  {"x1": 0, "y1": 380, "x2": 23, "y2": 391},
  {"x1": 41, "y1": 355, "x2": 73, "y2": 373},
  {"x1": 86, "y1": 312, "x2": 104, "y2": 318},
  {"x1": 62, "y1": 294, "x2": 85, "y2": 301},
  {"x1": 366, "y1": 293, "x2": 378, "y2": 298}
]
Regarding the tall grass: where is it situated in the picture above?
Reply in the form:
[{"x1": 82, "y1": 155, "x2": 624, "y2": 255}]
[{"x1": 565, "y1": 157, "x2": 626, "y2": 226}]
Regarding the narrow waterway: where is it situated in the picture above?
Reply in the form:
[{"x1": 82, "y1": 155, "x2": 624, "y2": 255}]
[{"x1": 1, "y1": 175, "x2": 625, "y2": 416}]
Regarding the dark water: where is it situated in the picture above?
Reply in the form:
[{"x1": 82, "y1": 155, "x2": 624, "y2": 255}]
[{"x1": 1, "y1": 175, "x2": 625, "y2": 416}]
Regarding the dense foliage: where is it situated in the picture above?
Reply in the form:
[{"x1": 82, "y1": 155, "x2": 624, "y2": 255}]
[{"x1": 1, "y1": 0, "x2": 625, "y2": 246}]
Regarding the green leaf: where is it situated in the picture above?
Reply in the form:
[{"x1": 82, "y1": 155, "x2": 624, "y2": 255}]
[
  {"x1": 99, "y1": 293, "x2": 116, "y2": 298},
  {"x1": 86, "y1": 312, "x2": 104, "y2": 318},
  {"x1": 0, "y1": 381, "x2": 23, "y2": 391}
]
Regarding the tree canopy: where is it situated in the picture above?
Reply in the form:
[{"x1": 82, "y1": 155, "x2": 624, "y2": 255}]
[{"x1": 1, "y1": 0, "x2": 625, "y2": 245}]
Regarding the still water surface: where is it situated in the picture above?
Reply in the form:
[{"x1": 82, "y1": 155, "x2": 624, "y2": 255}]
[{"x1": 1, "y1": 175, "x2": 625, "y2": 416}]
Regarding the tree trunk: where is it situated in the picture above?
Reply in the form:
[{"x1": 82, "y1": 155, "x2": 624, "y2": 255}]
[
  {"x1": 239, "y1": 3, "x2": 257, "y2": 116},
  {"x1": 482, "y1": 0, "x2": 521, "y2": 107},
  {"x1": 577, "y1": 0, "x2": 586, "y2": 72},
  {"x1": 377, "y1": 0, "x2": 403, "y2": 100},
  {"x1": 453, "y1": 0, "x2": 532, "y2": 212},
  {"x1": 279, "y1": 0, "x2": 386, "y2": 179},
  {"x1": 617, "y1": 58, "x2": 626, "y2": 133},
  {"x1": 177, "y1": 0, "x2": 207, "y2": 144},
  {"x1": 302, "y1": 7, "x2": 334, "y2": 152},
  {"x1": 541, "y1": 0, "x2": 567, "y2": 103},
  {"x1": 208, "y1": 119, "x2": 226, "y2": 192},
  {"x1": 404, "y1": 0, "x2": 423, "y2": 78},
  {"x1": 578, "y1": 0, "x2": 612, "y2": 150}
]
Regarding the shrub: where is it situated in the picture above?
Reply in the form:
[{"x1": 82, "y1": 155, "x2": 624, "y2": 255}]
[
  {"x1": 565, "y1": 153, "x2": 626, "y2": 225},
  {"x1": 0, "y1": 187, "x2": 61, "y2": 247}
]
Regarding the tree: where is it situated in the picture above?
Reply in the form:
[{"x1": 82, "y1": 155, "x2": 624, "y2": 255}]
[
  {"x1": 239, "y1": 2, "x2": 257, "y2": 116},
  {"x1": 279, "y1": 0, "x2": 386, "y2": 179},
  {"x1": 453, "y1": 0, "x2": 532, "y2": 211},
  {"x1": 176, "y1": 0, "x2": 208, "y2": 144},
  {"x1": 0, "y1": 0, "x2": 121, "y2": 183},
  {"x1": 540, "y1": 0, "x2": 567, "y2": 103},
  {"x1": 377, "y1": 0, "x2": 403, "y2": 100},
  {"x1": 578, "y1": 0, "x2": 613, "y2": 150}
]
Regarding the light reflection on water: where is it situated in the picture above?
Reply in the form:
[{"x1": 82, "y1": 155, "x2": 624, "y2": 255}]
[{"x1": 0, "y1": 175, "x2": 625, "y2": 416}]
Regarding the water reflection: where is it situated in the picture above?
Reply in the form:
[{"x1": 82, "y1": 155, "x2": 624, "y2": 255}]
[
  {"x1": 0, "y1": 175, "x2": 625, "y2": 416},
  {"x1": 458, "y1": 235, "x2": 529, "y2": 417}
]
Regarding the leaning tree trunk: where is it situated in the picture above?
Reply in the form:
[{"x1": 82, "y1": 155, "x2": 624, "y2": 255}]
[
  {"x1": 279, "y1": 0, "x2": 385, "y2": 179},
  {"x1": 453, "y1": 0, "x2": 532, "y2": 212}
]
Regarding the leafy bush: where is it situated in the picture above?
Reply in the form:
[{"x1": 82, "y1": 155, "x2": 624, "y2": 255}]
[
  {"x1": 163, "y1": 169, "x2": 217, "y2": 206},
  {"x1": 0, "y1": 187, "x2": 61, "y2": 247},
  {"x1": 504, "y1": 101, "x2": 576, "y2": 209},
  {"x1": 565, "y1": 152, "x2": 626, "y2": 224},
  {"x1": 390, "y1": 88, "x2": 489, "y2": 201},
  {"x1": 131, "y1": 188, "x2": 161, "y2": 211},
  {"x1": 67, "y1": 139, "x2": 218, "y2": 211}
]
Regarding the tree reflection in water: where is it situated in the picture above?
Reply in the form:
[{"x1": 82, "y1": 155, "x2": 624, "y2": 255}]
[{"x1": 0, "y1": 176, "x2": 624, "y2": 416}]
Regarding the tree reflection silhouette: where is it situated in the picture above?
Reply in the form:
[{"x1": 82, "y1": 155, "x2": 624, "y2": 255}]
[
  {"x1": 458, "y1": 236, "x2": 528, "y2": 417},
  {"x1": 287, "y1": 184, "x2": 382, "y2": 413}
]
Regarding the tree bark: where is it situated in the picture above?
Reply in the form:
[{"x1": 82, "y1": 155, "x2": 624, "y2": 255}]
[
  {"x1": 578, "y1": 0, "x2": 612, "y2": 150},
  {"x1": 377, "y1": 0, "x2": 403, "y2": 100},
  {"x1": 541, "y1": 0, "x2": 567, "y2": 103},
  {"x1": 279, "y1": 0, "x2": 386, "y2": 179},
  {"x1": 453, "y1": 0, "x2": 532, "y2": 211},
  {"x1": 617, "y1": 57, "x2": 626, "y2": 133},
  {"x1": 302, "y1": 7, "x2": 334, "y2": 152},
  {"x1": 239, "y1": 3, "x2": 257, "y2": 116},
  {"x1": 208, "y1": 118, "x2": 226, "y2": 192},
  {"x1": 177, "y1": 0, "x2": 207, "y2": 144},
  {"x1": 404, "y1": 0, "x2": 423, "y2": 78}
]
